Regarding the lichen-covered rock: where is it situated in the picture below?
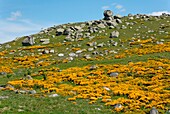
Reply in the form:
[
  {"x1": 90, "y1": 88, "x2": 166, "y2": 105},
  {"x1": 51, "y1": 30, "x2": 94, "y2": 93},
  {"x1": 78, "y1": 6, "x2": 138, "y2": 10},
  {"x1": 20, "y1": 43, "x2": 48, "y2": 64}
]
[{"x1": 22, "y1": 36, "x2": 34, "y2": 46}]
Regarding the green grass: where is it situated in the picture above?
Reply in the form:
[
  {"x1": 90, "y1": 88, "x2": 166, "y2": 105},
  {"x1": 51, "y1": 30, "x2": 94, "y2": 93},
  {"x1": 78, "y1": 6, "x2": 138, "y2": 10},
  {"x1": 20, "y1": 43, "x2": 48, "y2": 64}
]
[{"x1": 0, "y1": 15, "x2": 170, "y2": 114}]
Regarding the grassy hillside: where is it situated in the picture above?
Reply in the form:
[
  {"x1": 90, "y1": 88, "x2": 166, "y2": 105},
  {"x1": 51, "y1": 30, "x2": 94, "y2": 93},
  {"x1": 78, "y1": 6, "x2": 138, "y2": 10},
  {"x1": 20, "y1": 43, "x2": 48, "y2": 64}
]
[{"x1": 0, "y1": 12, "x2": 170, "y2": 114}]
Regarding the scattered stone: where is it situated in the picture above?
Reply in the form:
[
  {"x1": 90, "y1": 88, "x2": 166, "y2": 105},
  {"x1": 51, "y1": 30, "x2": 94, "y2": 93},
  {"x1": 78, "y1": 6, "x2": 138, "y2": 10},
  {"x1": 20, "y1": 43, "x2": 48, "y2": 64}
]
[
  {"x1": 103, "y1": 10, "x2": 113, "y2": 20},
  {"x1": 109, "y1": 26, "x2": 115, "y2": 29},
  {"x1": 92, "y1": 51, "x2": 99, "y2": 55},
  {"x1": 88, "y1": 48, "x2": 94, "y2": 51},
  {"x1": 97, "y1": 23, "x2": 106, "y2": 29},
  {"x1": 5, "y1": 44, "x2": 11, "y2": 48},
  {"x1": 49, "y1": 94, "x2": 59, "y2": 97},
  {"x1": 95, "y1": 108, "x2": 101, "y2": 111},
  {"x1": 109, "y1": 72, "x2": 119, "y2": 77},
  {"x1": 89, "y1": 27, "x2": 99, "y2": 33},
  {"x1": 84, "y1": 33, "x2": 91, "y2": 38},
  {"x1": 69, "y1": 53, "x2": 77, "y2": 57},
  {"x1": 74, "y1": 26, "x2": 82, "y2": 31},
  {"x1": 84, "y1": 54, "x2": 91, "y2": 59},
  {"x1": 24, "y1": 75, "x2": 33, "y2": 80},
  {"x1": 97, "y1": 43, "x2": 104, "y2": 47},
  {"x1": 121, "y1": 25, "x2": 127, "y2": 29},
  {"x1": 87, "y1": 42, "x2": 97, "y2": 46},
  {"x1": 0, "y1": 96, "x2": 9, "y2": 99},
  {"x1": 56, "y1": 28, "x2": 64, "y2": 36},
  {"x1": 112, "y1": 42, "x2": 118, "y2": 46},
  {"x1": 103, "y1": 86, "x2": 110, "y2": 91},
  {"x1": 106, "y1": 20, "x2": 118, "y2": 27},
  {"x1": 114, "y1": 104, "x2": 122, "y2": 108},
  {"x1": 0, "y1": 72, "x2": 7, "y2": 75},
  {"x1": 18, "y1": 109, "x2": 24, "y2": 112},
  {"x1": 90, "y1": 65, "x2": 98, "y2": 70},
  {"x1": 43, "y1": 49, "x2": 50, "y2": 54},
  {"x1": 76, "y1": 50, "x2": 83, "y2": 54},
  {"x1": 58, "y1": 53, "x2": 64, "y2": 57},
  {"x1": 150, "y1": 107, "x2": 159, "y2": 114},
  {"x1": 66, "y1": 57, "x2": 74, "y2": 61},
  {"x1": 22, "y1": 36, "x2": 34, "y2": 46},
  {"x1": 156, "y1": 41, "x2": 164, "y2": 45},
  {"x1": 40, "y1": 39, "x2": 50, "y2": 44},
  {"x1": 5, "y1": 84, "x2": 14, "y2": 89},
  {"x1": 63, "y1": 28, "x2": 72, "y2": 35},
  {"x1": 110, "y1": 31, "x2": 119, "y2": 38},
  {"x1": 29, "y1": 90, "x2": 36, "y2": 94},
  {"x1": 15, "y1": 90, "x2": 27, "y2": 94},
  {"x1": 49, "y1": 49, "x2": 55, "y2": 53},
  {"x1": 116, "y1": 19, "x2": 122, "y2": 24}
]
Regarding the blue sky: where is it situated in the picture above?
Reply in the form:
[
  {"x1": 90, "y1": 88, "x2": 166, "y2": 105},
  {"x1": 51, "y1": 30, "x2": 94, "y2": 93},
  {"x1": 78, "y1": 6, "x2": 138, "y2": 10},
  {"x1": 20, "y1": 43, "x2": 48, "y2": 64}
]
[{"x1": 0, "y1": 0, "x2": 170, "y2": 43}]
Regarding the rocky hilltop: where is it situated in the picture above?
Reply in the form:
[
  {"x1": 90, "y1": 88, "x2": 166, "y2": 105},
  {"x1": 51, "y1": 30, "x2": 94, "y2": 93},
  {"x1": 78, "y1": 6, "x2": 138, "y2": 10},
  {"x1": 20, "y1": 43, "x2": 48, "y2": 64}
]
[{"x1": 0, "y1": 10, "x2": 170, "y2": 114}]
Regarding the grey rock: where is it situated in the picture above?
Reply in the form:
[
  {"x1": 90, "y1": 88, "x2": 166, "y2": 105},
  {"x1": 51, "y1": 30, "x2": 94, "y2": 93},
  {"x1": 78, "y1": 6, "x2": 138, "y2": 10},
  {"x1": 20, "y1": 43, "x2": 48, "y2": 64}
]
[
  {"x1": 89, "y1": 27, "x2": 99, "y2": 33},
  {"x1": 90, "y1": 65, "x2": 98, "y2": 70},
  {"x1": 76, "y1": 50, "x2": 83, "y2": 54},
  {"x1": 29, "y1": 90, "x2": 36, "y2": 94},
  {"x1": 87, "y1": 42, "x2": 97, "y2": 46},
  {"x1": 63, "y1": 28, "x2": 72, "y2": 35},
  {"x1": 40, "y1": 39, "x2": 50, "y2": 44},
  {"x1": 0, "y1": 96, "x2": 9, "y2": 99},
  {"x1": 56, "y1": 28, "x2": 64, "y2": 36},
  {"x1": 156, "y1": 41, "x2": 164, "y2": 44},
  {"x1": 5, "y1": 84, "x2": 14, "y2": 89},
  {"x1": 66, "y1": 57, "x2": 74, "y2": 61},
  {"x1": 109, "y1": 26, "x2": 115, "y2": 29},
  {"x1": 5, "y1": 44, "x2": 11, "y2": 48},
  {"x1": 106, "y1": 20, "x2": 118, "y2": 27},
  {"x1": 112, "y1": 42, "x2": 118, "y2": 46},
  {"x1": 116, "y1": 19, "x2": 122, "y2": 24},
  {"x1": 84, "y1": 54, "x2": 91, "y2": 59},
  {"x1": 92, "y1": 51, "x2": 99, "y2": 55},
  {"x1": 43, "y1": 49, "x2": 50, "y2": 54},
  {"x1": 86, "y1": 21, "x2": 93, "y2": 26},
  {"x1": 128, "y1": 16, "x2": 134, "y2": 20},
  {"x1": 128, "y1": 13, "x2": 133, "y2": 17},
  {"x1": 150, "y1": 107, "x2": 159, "y2": 114},
  {"x1": 109, "y1": 72, "x2": 119, "y2": 77},
  {"x1": 69, "y1": 53, "x2": 76, "y2": 57},
  {"x1": 97, "y1": 23, "x2": 106, "y2": 29},
  {"x1": 80, "y1": 24, "x2": 86, "y2": 28},
  {"x1": 25, "y1": 75, "x2": 33, "y2": 80},
  {"x1": 97, "y1": 43, "x2": 104, "y2": 47},
  {"x1": 22, "y1": 36, "x2": 34, "y2": 46},
  {"x1": 110, "y1": 31, "x2": 119, "y2": 38},
  {"x1": 121, "y1": 25, "x2": 127, "y2": 29},
  {"x1": 49, "y1": 94, "x2": 59, "y2": 97},
  {"x1": 104, "y1": 10, "x2": 113, "y2": 19},
  {"x1": 88, "y1": 48, "x2": 94, "y2": 51},
  {"x1": 114, "y1": 14, "x2": 122, "y2": 19},
  {"x1": 74, "y1": 26, "x2": 82, "y2": 31},
  {"x1": 114, "y1": 104, "x2": 122, "y2": 108},
  {"x1": 64, "y1": 36, "x2": 73, "y2": 41},
  {"x1": 58, "y1": 53, "x2": 64, "y2": 57},
  {"x1": 49, "y1": 49, "x2": 55, "y2": 53},
  {"x1": 84, "y1": 33, "x2": 91, "y2": 38},
  {"x1": 0, "y1": 72, "x2": 7, "y2": 75}
]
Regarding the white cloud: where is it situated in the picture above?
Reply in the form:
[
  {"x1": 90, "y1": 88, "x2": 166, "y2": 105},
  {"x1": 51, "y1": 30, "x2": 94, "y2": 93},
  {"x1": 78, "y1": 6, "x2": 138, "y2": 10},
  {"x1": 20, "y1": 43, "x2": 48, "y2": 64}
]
[
  {"x1": 120, "y1": 9, "x2": 126, "y2": 12},
  {"x1": 0, "y1": 19, "x2": 42, "y2": 43},
  {"x1": 115, "y1": 5, "x2": 123, "y2": 9},
  {"x1": 102, "y1": 6, "x2": 110, "y2": 10},
  {"x1": 0, "y1": 10, "x2": 60, "y2": 44},
  {"x1": 7, "y1": 11, "x2": 22, "y2": 21},
  {"x1": 148, "y1": 11, "x2": 170, "y2": 16},
  {"x1": 111, "y1": 3, "x2": 117, "y2": 6}
]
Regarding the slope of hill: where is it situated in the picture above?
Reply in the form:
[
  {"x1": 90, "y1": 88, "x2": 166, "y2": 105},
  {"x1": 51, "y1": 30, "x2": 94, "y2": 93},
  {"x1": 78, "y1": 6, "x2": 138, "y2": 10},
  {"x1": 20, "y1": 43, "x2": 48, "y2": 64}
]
[{"x1": 0, "y1": 10, "x2": 170, "y2": 114}]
